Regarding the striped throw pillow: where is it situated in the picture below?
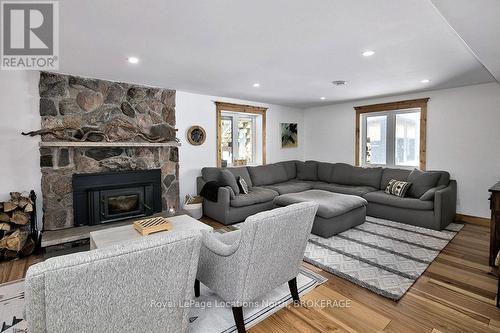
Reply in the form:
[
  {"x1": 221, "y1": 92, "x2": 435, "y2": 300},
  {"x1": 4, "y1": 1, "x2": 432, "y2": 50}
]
[
  {"x1": 385, "y1": 179, "x2": 412, "y2": 197},
  {"x1": 237, "y1": 177, "x2": 249, "y2": 194}
]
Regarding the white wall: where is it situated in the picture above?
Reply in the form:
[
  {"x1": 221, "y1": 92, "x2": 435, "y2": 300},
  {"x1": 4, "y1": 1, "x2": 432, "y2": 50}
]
[
  {"x1": 176, "y1": 91, "x2": 304, "y2": 204},
  {"x1": 304, "y1": 82, "x2": 500, "y2": 218},
  {"x1": 0, "y1": 71, "x2": 43, "y2": 224}
]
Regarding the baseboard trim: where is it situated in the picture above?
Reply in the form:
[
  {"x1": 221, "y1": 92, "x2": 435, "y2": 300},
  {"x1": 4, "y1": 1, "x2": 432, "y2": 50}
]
[{"x1": 455, "y1": 214, "x2": 490, "y2": 227}]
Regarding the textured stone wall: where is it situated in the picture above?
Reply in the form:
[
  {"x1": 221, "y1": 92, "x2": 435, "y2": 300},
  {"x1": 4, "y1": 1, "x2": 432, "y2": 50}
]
[{"x1": 38, "y1": 72, "x2": 179, "y2": 230}]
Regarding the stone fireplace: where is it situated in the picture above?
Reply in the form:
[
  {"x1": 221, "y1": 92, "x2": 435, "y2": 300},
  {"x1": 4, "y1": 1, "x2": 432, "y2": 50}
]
[{"x1": 38, "y1": 72, "x2": 179, "y2": 231}]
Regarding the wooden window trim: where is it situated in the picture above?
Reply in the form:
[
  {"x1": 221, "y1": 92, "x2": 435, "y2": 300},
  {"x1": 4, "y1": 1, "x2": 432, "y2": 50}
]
[
  {"x1": 215, "y1": 102, "x2": 267, "y2": 167},
  {"x1": 354, "y1": 98, "x2": 429, "y2": 170}
]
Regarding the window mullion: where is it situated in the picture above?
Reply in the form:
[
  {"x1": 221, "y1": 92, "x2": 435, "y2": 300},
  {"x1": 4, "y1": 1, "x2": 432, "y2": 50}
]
[
  {"x1": 232, "y1": 115, "x2": 238, "y2": 162},
  {"x1": 361, "y1": 115, "x2": 367, "y2": 165},
  {"x1": 387, "y1": 113, "x2": 395, "y2": 166}
]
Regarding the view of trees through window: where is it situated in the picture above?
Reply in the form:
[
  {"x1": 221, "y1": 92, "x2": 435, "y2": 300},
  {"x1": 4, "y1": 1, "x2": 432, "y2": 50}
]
[
  {"x1": 362, "y1": 109, "x2": 420, "y2": 167},
  {"x1": 220, "y1": 112, "x2": 257, "y2": 166}
]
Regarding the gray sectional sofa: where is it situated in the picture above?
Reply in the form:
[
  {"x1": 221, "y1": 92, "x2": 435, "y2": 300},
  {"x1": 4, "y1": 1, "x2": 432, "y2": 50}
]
[{"x1": 197, "y1": 160, "x2": 457, "y2": 230}]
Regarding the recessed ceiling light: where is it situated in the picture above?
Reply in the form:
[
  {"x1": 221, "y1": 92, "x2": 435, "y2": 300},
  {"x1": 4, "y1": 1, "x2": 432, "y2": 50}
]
[
  {"x1": 420, "y1": 79, "x2": 430, "y2": 83},
  {"x1": 332, "y1": 80, "x2": 347, "y2": 86},
  {"x1": 252, "y1": 83, "x2": 260, "y2": 87},
  {"x1": 362, "y1": 50, "x2": 375, "y2": 57},
  {"x1": 127, "y1": 57, "x2": 139, "y2": 64},
  {"x1": 320, "y1": 97, "x2": 326, "y2": 100}
]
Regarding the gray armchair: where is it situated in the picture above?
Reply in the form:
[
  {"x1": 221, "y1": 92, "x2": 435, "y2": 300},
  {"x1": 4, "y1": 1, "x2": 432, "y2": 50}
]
[
  {"x1": 195, "y1": 202, "x2": 319, "y2": 333},
  {"x1": 25, "y1": 230, "x2": 201, "y2": 333}
]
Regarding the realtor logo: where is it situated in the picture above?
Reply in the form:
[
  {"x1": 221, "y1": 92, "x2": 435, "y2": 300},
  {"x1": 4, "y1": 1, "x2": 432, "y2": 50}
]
[{"x1": 1, "y1": 1, "x2": 58, "y2": 70}]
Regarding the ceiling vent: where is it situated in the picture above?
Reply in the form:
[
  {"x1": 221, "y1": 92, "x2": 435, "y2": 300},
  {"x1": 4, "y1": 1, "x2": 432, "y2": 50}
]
[{"x1": 332, "y1": 80, "x2": 347, "y2": 86}]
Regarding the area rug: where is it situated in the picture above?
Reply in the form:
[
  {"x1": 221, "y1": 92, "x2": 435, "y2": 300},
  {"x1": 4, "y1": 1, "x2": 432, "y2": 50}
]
[
  {"x1": 303, "y1": 216, "x2": 463, "y2": 300},
  {"x1": 0, "y1": 267, "x2": 325, "y2": 333}
]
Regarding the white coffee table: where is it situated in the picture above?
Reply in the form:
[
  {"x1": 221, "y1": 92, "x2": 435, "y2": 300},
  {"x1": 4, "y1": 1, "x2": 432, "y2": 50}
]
[{"x1": 89, "y1": 214, "x2": 212, "y2": 250}]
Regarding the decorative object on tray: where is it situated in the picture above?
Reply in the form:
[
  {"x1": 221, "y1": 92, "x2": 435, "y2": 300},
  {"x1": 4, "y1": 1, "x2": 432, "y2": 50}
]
[
  {"x1": 133, "y1": 216, "x2": 171, "y2": 236},
  {"x1": 22, "y1": 124, "x2": 179, "y2": 143},
  {"x1": 281, "y1": 122, "x2": 298, "y2": 148},
  {"x1": 0, "y1": 191, "x2": 39, "y2": 261},
  {"x1": 184, "y1": 195, "x2": 203, "y2": 219},
  {"x1": 187, "y1": 126, "x2": 206, "y2": 145}
]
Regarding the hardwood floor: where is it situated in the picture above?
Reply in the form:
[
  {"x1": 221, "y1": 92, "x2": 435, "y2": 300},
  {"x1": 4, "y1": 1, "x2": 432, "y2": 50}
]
[{"x1": 1, "y1": 219, "x2": 499, "y2": 332}]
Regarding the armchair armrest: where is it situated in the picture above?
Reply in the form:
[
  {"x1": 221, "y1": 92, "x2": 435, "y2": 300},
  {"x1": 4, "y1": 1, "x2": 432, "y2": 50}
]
[{"x1": 201, "y1": 229, "x2": 242, "y2": 257}]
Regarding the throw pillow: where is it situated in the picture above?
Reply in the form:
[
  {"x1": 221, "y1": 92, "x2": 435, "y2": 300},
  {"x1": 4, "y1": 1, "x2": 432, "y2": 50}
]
[
  {"x1": 237, "y1": 177, "x2": 249, "y2": 194},
  {"x1": 407, "y1": 169, "x2": 441, "y2": 198},
  {"x1": 219, "y1": 169, "x2": 240, "y2": 195},
  {"x1": 419, "y1": 185, "x2": 446, "y2": 201},
  {"x1": 385, "y1": 179, "x2": 412, "y2": 197}
]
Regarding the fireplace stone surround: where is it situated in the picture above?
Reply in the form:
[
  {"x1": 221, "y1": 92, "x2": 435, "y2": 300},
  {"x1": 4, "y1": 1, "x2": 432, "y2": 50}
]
[{"x1": 38, "y1": 72, "x2": 179, "y2": 231}]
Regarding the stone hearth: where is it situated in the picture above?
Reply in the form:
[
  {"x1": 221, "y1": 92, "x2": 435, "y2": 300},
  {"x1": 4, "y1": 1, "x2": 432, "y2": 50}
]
[{"x1": 38, "y1": 72, "x2": 179, "y2": 230}]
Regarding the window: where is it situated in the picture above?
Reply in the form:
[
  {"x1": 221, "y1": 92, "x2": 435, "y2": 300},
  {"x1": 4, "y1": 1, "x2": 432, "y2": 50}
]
[
  {"x1": 355, "y1": 98, "x2": 428, "y2": 170},
  {"x1": 216, "y1": 102, "x2": 266, "y2": 167},
  {"x1": 220, "y1": 113, "x2": 256, "y2": 165}
]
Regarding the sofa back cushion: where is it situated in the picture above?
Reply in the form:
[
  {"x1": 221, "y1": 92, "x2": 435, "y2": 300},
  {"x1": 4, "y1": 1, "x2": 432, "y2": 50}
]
[
  {"x1": 380, "y1": 168, "x2": 411, "y2": 190},
  {"x1": 296, "y1": 161, "x2": 318, "y2": 181},
  {"x1": 279, "y1": 160, "x2": 298, "y2": 180},
  {"x1": 407, "y1": 169, "x2": 441, "y2": 198},
  {"x1": 330, "y1": 163, "x2": 352, "y2": 185},
  {"x1": 317, "y1": 162, "x2": 335, "y2": 182},
  {"x1": 331, "y1": 163, "x2": 382, "y2": 188},
  {"x1": 430, "y1": 171, "x2": 450, "y2": 187},
  {"x1": 219, "y1": 169, "x2": 240, "y2": 195},
  {"x1": 202, "y1": 167, "x2": 253, "y2": 187},
  {"x1": 247, "y1": 163, "x2": 288, "y2": 186},
  {"x1": 351, "y1": 166, "x2": 382, "y2": 188}
]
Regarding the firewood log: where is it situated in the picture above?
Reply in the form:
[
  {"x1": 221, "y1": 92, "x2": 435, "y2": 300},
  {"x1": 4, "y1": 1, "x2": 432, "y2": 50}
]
[
  {"x1": 3, "y1": 249, "x2": 19, "y2": 260},
  {"x1": 18, "y1": 197, "x2": 29, "y2": 209},
  {"x1": 0, "y1": 212, "x2": 10, "y2": 222},
  {"x1": 10, "y1": 210, "x2": 29, "y2": 225},
  {"x1": 0, "y1": 222, "x2": 11, "y2": 231},
  {"x1": 9, "y1": 192, "x2": 21, "y2": 200},
  {"x1": 3, "y1": 201, "x2": 17, "y2": 212},
  {"x1": 18, "y1": 237, "x2": 35, "y2": 257},
  {"x1": 0, "y1": 229, "x2": 28, "y2": 252},
  {"x1": 24, "y1": 203, "x2": 33, "y2": 213}
]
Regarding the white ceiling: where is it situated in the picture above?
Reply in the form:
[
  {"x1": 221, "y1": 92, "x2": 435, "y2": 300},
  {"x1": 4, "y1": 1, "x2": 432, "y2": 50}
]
[
  {"x1": 58, "y1": 0, "x2": 497, "y2": 108},
  {"x1": 431, "y1": 0, "x2": 500, "y2": 84}
]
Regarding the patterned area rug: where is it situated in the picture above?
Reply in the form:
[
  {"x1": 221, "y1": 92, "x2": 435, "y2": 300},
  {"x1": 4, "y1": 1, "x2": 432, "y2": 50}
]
[
  {"x1": 304, "y1": 216, "x2": 463, "y2": 300},
  {"x1": 0, "y1": 268, "x2": 325, "y2": 333}
]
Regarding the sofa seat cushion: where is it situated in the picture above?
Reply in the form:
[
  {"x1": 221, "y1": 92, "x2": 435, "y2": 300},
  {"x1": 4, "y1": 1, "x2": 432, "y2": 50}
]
[
  {"x1": 273, "y1": 189, "x2": 367, "y2": 219},
  {"x1": 364, "y1": 190, "x2": 434, "y2": 210},
  {"x1": 230, "y1": 187, "x2": 279, "y2": 207},
  {"x1": 314, "y1": 182, "x2": 377, "y2": 196},
  {"x1": 263, "y1": 180, "x2": 315, "y2": 195}
]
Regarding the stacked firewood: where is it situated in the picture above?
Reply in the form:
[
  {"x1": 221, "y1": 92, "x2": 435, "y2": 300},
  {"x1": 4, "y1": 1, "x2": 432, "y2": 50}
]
[{"x1": 0, "y1": 192, "x2": 35, "y2": 260}]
